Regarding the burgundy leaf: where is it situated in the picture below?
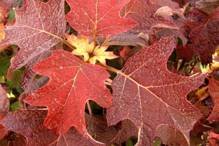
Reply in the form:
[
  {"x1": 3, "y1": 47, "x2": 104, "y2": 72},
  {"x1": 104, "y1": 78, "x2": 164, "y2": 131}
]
[
  {"x1": 0, "y1": 0, "x2": 66, "y2": 70},
  {"x1": 107, "y1": 37, "x2": 206, "y2": 145},
  {"x1": 0, "y1": 110, "x2": 58, "y2": 146}
]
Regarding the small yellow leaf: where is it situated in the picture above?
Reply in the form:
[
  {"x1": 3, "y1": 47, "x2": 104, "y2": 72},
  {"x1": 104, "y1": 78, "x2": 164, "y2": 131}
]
[
  {"x1": 66, "y1": 35, "x2": 118, "y2": 65},
  {"x1": 90, "y1": 46, "x2": 118, "y2": 65},
  {"x1": 200, "y1": 64, "x2": 210, "y2": 73},
  {"x1": 66, "y1": 35, "x2": 95, "y2": 61}
]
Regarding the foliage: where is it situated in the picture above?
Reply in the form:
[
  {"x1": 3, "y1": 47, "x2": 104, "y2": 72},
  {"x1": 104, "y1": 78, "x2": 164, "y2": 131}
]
[{"x1": 0, "y1": 0, "x2": 218, "y2": 146}]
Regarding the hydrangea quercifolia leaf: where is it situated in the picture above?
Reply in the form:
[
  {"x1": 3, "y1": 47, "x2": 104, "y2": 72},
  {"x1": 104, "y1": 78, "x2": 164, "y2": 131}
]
[
  {"x1": 0, "y1": 110, "x2": 104, "y2": 146},
  {"x1": 0, "y1": 110, "x2": 58, "y2": 146},
  {"x1": 0, "y1": 0, "x2": 66, "y2": 70},
  {"x1": 24, "y1": 50, "x2": 112, "y2": 135},
  {"x1": 66, "y1": 0, "x2": 136, "y2": 39},
  {"x1": 107, "y1": 37, "x2": 206, "y2": 145}
]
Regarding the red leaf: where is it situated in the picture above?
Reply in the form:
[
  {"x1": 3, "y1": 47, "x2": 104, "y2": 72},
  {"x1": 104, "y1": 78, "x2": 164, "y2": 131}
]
[
  {"x1": 0, "y1": 0, "x2": 66, "y2": 70},
  {"x1": 24, "y1": 50, "x2": 112, "y2": 134},
  {"x1": 107, "y1": 37, "x2": 206, "y2": 145},
  {"x1": 208, "y1": 77, "x2": 219, "y2": 122},
  {"x1": 0, "y1": 110, "x2": 58, "y2": 146},
  {"x1": 66, "y1": 0, "x2": 136, "y2": 38}
]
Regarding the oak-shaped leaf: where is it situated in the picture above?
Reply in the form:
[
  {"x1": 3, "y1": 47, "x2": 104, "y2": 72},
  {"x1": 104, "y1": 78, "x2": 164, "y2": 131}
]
[
  {"x1": 208, "y1": 77, "x2": 219, "y2": 122},
  {"x1": 66, "y1": 0, "x2": 136, "y2": 39},
  {"x1": 24, "y1": 50, "x2": 112, "y2": 135},
  {"x1": 0, "y1": 0, "x2": 66, "y2": 70},
  {"x1": 107, "y1": 37, "x2": 206, "y2": 145},
  {"x1": 0, "y1": 110, "x2": 58, "y2": 146}
]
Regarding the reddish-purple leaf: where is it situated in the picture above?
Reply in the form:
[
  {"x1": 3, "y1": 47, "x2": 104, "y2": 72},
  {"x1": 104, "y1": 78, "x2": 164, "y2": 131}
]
[
  {"x1": 66, "y1": 0, "x2": 136, "y2": 39},
  {"x1": 0, "y1": 110, "x2": 58, "y2": 146},
  {"x1": 107, "y1": 37, "x2": 206, "y2": 145},
  {"x1": 24, "y1": 50, "x2": 112, "y2": 135},
  {"x1": 0, "y1": 0, "x2": 66, "y2": 70}
]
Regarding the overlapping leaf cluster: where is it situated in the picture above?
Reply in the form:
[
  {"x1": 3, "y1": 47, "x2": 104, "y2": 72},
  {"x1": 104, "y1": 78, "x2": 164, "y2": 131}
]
[{"x1": 0, "y1": 0, "x2": 218, "y2": 146}]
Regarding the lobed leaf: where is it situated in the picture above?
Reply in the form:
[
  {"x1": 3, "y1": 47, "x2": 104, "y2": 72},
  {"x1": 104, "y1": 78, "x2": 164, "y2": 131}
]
[
  {"x1": 0, "y1": 0, "x2": 66, "y2": 70},
  {"x1": 66, "y1": 0, "x2": 136, "y2": 39},
  {"x1": 24, "y1": 50, "x2": 112, "y2": 135},
  {"x1": 107, "y1": 37, "x2": 206, "y2": 145}
]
